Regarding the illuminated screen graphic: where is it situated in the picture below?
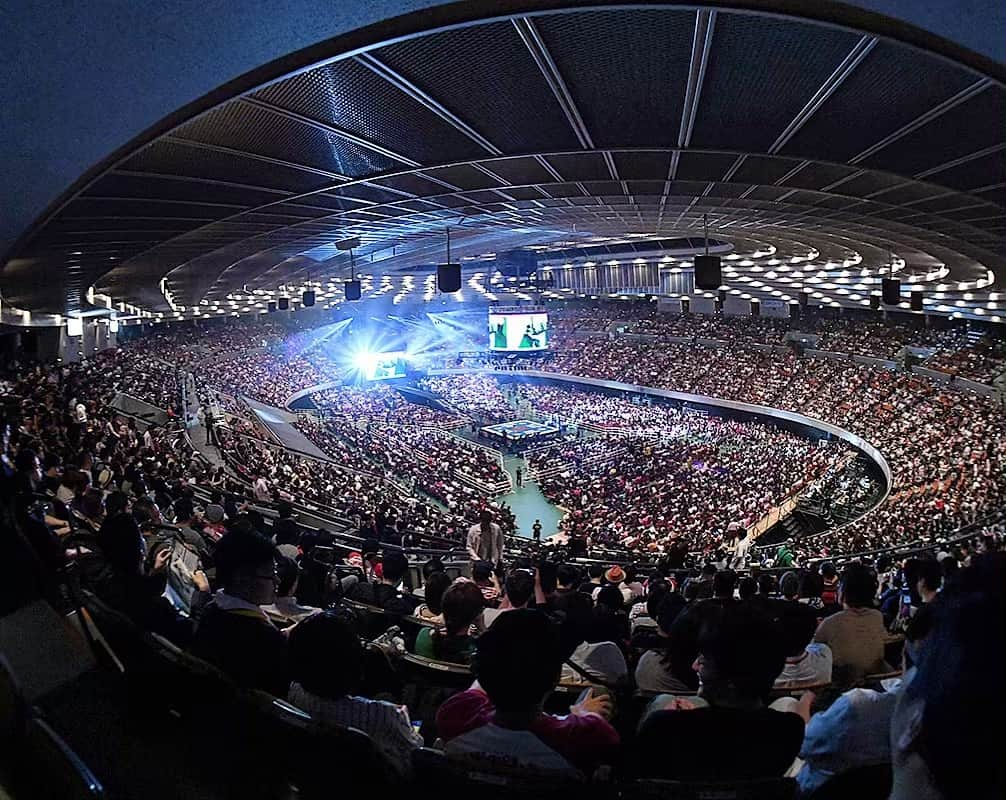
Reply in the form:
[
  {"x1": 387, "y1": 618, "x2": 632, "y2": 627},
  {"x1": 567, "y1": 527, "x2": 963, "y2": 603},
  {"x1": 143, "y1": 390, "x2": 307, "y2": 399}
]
[
  {"x1": 488, "y1": 312, "x2": 549, "y2": 351},
  {"x1": 357, "y1": 351, "x2": 408, "y2": 380}
]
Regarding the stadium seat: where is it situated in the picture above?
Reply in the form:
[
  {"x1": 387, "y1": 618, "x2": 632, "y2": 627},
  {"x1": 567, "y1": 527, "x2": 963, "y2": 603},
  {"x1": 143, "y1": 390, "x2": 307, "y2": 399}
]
[
  {"x1": 0, "y1": 653, "x2": 28, "y2": 783},
  {"x1": 340, "y1": 598, "x2": 403, "y2": 639},
  {"x1": 21, "y1": 716, "x2": 106, "y2": 800},
  {"x1": 240, "y1": 690, "x2": 396, "y2": 794},
  {"x1": 768, "y1": 681, "x2": 832, "y2": 698},
  {"x1": 137, "y1": 632, "x2": 239, "y2": 720},
  {"x1": 398, "y1": 652, "x2": 474, "y2": 689},
  {"x1": 802, "y1": 763, "x2": 893, "y2": 800},
  {"x1": 627, "y1": 776, "x2": 797, "y2": 800},
  {"x1": 412, "y1": 746, "x2": 612, "y2": 797}
]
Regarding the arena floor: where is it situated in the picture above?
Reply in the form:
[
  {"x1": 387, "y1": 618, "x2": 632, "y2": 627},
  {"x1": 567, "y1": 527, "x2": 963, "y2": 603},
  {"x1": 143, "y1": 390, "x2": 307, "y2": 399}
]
[{"x1": 498, "y1": 454, "x2": 565, "y2": 540}]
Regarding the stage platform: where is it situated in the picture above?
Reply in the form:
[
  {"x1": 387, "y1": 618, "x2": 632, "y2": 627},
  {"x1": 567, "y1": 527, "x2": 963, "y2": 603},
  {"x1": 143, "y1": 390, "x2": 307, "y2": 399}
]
[{"x1": 481, "y1": 418, "x2": 560, "y2": 442}]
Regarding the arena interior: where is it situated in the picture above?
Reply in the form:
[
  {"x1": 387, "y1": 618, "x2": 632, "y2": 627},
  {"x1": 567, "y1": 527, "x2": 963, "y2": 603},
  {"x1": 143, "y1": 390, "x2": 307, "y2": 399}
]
[{"x1": 1, "y1": 2, "x2": 1004, "y2": 798}]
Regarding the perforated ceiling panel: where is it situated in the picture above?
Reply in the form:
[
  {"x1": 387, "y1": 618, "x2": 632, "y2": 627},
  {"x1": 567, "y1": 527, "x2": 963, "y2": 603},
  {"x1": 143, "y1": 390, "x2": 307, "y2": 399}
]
[
  {"x1": 374, "y1": 21, "x2": 581, "y2": 154},
  {"x1": 533, "y1": 9, "x2": 694, "y2": 147},
  {"x1": 4, "y1": 4, "x2": 1003, "y2": 316},
  {"x1": 781, "y1": 40, "x2": 980, "y2": 163},
  {"x1": 251, "y1": 58, "x2": 489, "y2": 165},
  {"x1": 690, "y1": 13, "x2": 861, "y2": 152}
]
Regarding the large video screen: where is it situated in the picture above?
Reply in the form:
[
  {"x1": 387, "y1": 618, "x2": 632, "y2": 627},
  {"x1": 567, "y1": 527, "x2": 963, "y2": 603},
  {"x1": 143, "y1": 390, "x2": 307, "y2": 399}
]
[
  {"x1": 488, "y1": 312, "x2": 549, "y2": 351},
  {"x1": 359, "y1": 351, "x2": 408, "y2": 380}
]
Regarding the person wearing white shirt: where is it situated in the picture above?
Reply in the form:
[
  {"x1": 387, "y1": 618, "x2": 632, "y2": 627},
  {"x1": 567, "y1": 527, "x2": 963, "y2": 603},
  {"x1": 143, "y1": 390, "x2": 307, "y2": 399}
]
[
  {"x1": 253, "y1": 474, "x2": 271, "y2": 502},
  {"x1": 775, "y1": 598, "x2": 832, "y2": 688}
]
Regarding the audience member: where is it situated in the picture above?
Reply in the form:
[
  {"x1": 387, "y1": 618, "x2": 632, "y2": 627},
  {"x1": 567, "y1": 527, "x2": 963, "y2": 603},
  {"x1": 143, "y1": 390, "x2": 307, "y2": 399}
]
[
  {"x1": 287, "y1": 611, "x2": 423, "y2": 776},
  {"x1": 635, "y1": 603, "x2": 805, "y2": 780},
  {"x1": 436, "y1": 610, "x2": 620, "y2": 776},
  {"x1": 814, "y1": 563, "x2": 890, "y2": 686}
]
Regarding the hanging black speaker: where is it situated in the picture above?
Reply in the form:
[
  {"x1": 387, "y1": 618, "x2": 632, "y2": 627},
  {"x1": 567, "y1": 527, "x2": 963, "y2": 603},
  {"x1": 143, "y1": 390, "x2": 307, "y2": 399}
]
[
  {"x1": 790, "y1": 301, "x2": 801, "y2": 318},
  {"x1": 910, "y1": 290, "x2": 923, "y2": 311},
  {"x1": 714, "y1": 298, "x2": 724, "y2": 313},
  {"x1": 750, "y1": 298, "x2": 761, "y2": 317},
  {"x1": 798, "y1": 290, "x2": 809, "y2": 307},
  {"x1": 694, "y1": 255, "x2": 721, "y2": 291},
  {"x1": 302, "y1": 290, "x2": 316, "y2": 307},
  {"x1": 437, "y1": 263, "x2": 461, "y2": 293},
  {"x1": 717, "y1": 288, "x2": 727, "y2": 303},
  {"x1": 680, "y1": 297, "x2": 690, "y2": 314},
  {"x1": 870, "y1": 293, "x2": 880, "y2": 310},
  {"x1": 882, "y1": 278, "x2": 901, "y2": 305},
  {"x1": 345, "y1": 280, "x2": 361, "y2": 301},
  {"x1": 267, "y1": 301, "x2": 277, "y2": 313},
  {"x1": 278, "y1": 297, "x2": 290, "y2": 311}
]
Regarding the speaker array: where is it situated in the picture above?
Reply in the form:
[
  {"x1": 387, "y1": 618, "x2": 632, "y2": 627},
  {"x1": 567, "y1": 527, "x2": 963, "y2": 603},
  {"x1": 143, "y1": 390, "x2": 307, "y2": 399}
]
[
  {"x1": 694, "y1": 255, "x2": 721, "y2": 291},
  {"x1": 437, "y1": 263, "x2": 461, "y2": 293}
]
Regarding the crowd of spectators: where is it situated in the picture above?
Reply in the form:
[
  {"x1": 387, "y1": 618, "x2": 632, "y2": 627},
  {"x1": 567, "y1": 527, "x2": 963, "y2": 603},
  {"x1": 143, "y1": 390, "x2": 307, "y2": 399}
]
[
  {"x1": 547, "y1": 302, "x2": 1002, "y2": 381},
  {"x1": 531, "y1": 334, "x2": 1006, "y2": 558},
  {"x1": 3, "y1": 317, "x2": 1005, "y2": 797},
  {"x1": 419, "y1": 374, "x2": 515, "y2": 423},
  {"x1": 513, "y1": 386, "x2": 849, "y2": 554},
  {"x1": 310, "y1": 383, "x2": 462, "y2": 428}
]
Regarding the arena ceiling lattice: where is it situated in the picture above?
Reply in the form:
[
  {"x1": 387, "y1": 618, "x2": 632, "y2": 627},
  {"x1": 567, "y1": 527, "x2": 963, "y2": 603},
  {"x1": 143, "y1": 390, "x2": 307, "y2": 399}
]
[{"x1": 2, "y1": 5, "x2": 1004, "y2": 322}]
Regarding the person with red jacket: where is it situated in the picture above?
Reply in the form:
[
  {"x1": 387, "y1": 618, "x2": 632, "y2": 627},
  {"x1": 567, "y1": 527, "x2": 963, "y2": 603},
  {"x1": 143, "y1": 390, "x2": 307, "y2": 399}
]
[{"x1": 436, "y1": 610, "x2": 619, "y2": 777}]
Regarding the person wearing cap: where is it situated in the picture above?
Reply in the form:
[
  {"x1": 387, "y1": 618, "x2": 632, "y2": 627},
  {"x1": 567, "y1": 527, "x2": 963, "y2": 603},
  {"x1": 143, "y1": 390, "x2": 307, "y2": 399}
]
[
  {"x1": 592, "y1": 565, "x2": 633, "y2": 604},
  {"x1": 202, "y1": 503, "x2": 226, "y2": 540}
]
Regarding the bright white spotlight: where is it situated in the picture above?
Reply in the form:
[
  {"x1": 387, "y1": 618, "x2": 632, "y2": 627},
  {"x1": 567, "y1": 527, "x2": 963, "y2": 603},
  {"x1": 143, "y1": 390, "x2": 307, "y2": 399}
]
[{"x1": 352, "y1": 350, "x2": 380, "y2": 375}]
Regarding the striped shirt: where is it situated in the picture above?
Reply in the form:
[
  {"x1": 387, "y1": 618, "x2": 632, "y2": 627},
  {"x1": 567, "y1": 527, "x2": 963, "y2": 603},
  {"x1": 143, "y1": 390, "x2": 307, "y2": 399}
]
[{"x1": 287, "y1": 683, "x2": 423, "y2": 775}]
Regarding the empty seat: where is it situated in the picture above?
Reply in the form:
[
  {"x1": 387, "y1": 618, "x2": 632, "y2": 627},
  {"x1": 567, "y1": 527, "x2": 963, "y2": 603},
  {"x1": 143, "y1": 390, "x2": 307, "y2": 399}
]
[{"x1": 22, "y1": 716, "x2": 106, "y2": 800}]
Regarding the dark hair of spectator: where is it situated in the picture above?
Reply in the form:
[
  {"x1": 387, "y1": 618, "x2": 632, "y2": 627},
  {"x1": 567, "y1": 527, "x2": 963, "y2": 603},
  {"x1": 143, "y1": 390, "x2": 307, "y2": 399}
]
[
  {"x1": 503, "y1": 570, "x2": 535, "y2": 608},
  {"x1": 536, "y1": 561, "x2": 557, "y2": 594},
  {"x1": 777, "y1": 602, "x2": 818, "y2": 657},
  {"x1": 646, "y1": 580, "x2": 670, "y2": 618},
  {"x1": 422, "y1": 557, "x2": 445, "y2": 581},
  {"x1": 288, "y1": 611, "x2": 362, "y2": 699},
  {"x1": 472, "y1": 560, "x2": 494, "y2": 582},
  {"x1": 916, "y1": 559, "x2": 942, "y2": 593},
  {"x1": 381, "y1": 550, "x2": 409, "y2": 584},
  {"x1": 840, "y1": 562, "x2": 878, "y2": 608},
  {"x1": 442, "y1": 581, "x2": 485, "y2": 636},
  {"x1": 556, "y1": 563, "x2": 579, "y2": 588},
  {"x1": 713, "y1": 569, "x2": 737, "y2": 598},
  {"x1": 656, "y1": 592, "x2": 687, "y2": 634},
  {"x1": 213, "y1": 530, "x2": 276, "y2": 588},
  {"x1": 104, "y1": 490, "x2": 129, "y2": 517},
  {"x1": 173, "y1": 496, "x2": 194, "y2": 521},
  {"x1": 423, "y1": 572, "x2": 452, "y2": 616},
  {"x1": 473, "y1": 610, "x2": 563, "y2": 713},
  {"x1": 698, "y1": 603, "x2": 786, "y2": 703}
]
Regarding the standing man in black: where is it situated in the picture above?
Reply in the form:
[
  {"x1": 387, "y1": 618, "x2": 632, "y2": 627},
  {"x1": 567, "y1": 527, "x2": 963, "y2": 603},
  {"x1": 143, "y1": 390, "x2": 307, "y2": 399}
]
[
  {"x1": 532, "y1": 519, "x2": 542, "y2": 544},
  {"x1": 204, "y1": 406, "x2": 214, "y2": 445},
  {"x1": 515, "y1": 466, "x2": 523, "y2": 488}
]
